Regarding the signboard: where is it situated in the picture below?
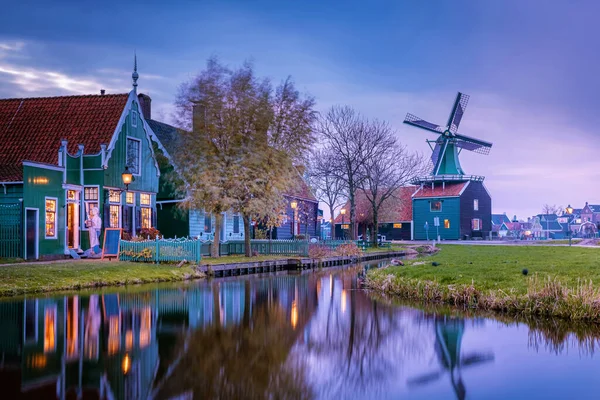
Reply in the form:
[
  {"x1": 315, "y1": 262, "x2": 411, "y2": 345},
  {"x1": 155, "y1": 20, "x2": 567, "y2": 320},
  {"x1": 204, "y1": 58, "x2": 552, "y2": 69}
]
[
  {"x1": 434, "y1": 217, "x2": 440, "y2": 227},
  {"x1": 102, "y1": 228, "x2": 122, "y2": 260}
]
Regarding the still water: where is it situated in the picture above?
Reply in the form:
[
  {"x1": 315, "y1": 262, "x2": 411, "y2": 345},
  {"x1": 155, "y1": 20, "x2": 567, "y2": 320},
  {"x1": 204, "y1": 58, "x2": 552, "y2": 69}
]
[{"x1": 1, "y1": 262, "x2": 600, "y2": 400}]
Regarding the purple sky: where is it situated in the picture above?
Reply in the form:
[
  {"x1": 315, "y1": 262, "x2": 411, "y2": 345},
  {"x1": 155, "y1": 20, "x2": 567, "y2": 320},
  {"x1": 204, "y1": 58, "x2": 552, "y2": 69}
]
[{"x1": 1, "y1": 1, "x2": 599, "y2": 219}]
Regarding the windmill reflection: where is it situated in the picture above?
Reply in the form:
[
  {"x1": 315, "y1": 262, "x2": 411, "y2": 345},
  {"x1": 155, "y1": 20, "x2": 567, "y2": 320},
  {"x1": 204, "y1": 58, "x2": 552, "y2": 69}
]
[{"x1": 408, "y1": 317, "x2": 494, "y2": 400}]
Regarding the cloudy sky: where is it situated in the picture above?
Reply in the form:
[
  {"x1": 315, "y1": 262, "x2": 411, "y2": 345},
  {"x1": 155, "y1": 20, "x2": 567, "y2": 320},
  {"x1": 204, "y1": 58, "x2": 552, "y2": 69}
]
[{"x1": 1, "y1": 0, "x2": 599, "y2": 219}]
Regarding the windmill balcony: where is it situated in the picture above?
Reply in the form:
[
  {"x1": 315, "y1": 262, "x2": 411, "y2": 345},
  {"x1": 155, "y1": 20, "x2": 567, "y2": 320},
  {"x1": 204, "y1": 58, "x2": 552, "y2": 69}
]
[{"x1": 411, "y1": 174, "x2": 485, "y2": 185}]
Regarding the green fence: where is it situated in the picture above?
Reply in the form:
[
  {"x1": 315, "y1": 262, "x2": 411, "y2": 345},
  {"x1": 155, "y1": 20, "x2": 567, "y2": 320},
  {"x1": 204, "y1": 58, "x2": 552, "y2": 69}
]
[
  {"x1": 0, "y1": 203, "x2": 22, "y2": 259},
  {"x1": 119, "y1": 238, "x2": 309, "y2": 263}
]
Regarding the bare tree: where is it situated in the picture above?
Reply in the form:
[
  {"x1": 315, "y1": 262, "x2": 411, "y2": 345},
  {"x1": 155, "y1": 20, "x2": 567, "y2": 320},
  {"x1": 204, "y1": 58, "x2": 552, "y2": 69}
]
[
  {"x1": 317, "y1": 106, "x2": 391, "y2": 240},
  {"x1": 307, "y1": 148, "x2": 346, "y2": 236},
  {"x1": 359, "y1": 122, "x2": 427, "y2": 246},
  {"x1": 541, "y1": 204, "x2": 563, "y2": 239}
]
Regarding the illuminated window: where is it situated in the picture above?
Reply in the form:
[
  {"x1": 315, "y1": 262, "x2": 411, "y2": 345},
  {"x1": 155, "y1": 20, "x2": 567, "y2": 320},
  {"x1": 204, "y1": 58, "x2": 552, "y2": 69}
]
[
  {"x1": 341, "y1": 224, "x2": 350, "y2": 229},
  {"x1": 472, "y1": 218, "x2": 481, "y2": 231},
  {"x1": 84, "y1": 187, "x2": 98, "y2": 201},
  {"x1": 430, "y1": 201, "x2": 442, "y2": 212},
  {"x1": 444, "y1": 219, "x2": 450, "y2": 229},
  {"x1": 110, "y1": 205, "x2": 120, "y2": 228},
  {"x1": 44, "y1": 306, "x2": 56, "y2": 353},
  {"x1": 45, "y1": 198, "x2": 57, "y2": 238},
  {"x1": 474, "y1": 199, "x2": 479, "y2": 211},
  {"x1": 67, "y1": 190, "x2": 77, "y2": 200},
  {"x1": 140, "y1": 193, "x2": 151, "y2": 206},
  {"x1": 393, "y1": 223, "x2": 402, "y2": 229},
  {"x1": 109, "y1": 190, "x2": 121, "y2": 203},
  {"x1": 141, "y1": 208, "x2": 152, "y2": 229},
  {"x1": 126, "y1": 137, "x2": 141, "y2": 175},
  {"x1": 126, "y1": 192, "x2": 134, "y2": 204}
]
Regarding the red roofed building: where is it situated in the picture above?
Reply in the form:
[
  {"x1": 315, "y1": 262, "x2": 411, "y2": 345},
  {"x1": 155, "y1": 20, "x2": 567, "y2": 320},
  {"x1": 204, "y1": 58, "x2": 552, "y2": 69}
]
[
  {"x1": 333, "y1": 187, "x2": 416, "y2": 240},
  {"x1": 0, "y1": 62, "x2": 162, "y2": 259}
]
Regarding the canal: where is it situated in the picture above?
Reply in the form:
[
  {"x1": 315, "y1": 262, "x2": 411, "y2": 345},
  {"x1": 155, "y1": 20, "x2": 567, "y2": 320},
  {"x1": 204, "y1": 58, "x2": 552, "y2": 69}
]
[{"x1": 1, "y1": 261, "x2": 599, "y2": 399}]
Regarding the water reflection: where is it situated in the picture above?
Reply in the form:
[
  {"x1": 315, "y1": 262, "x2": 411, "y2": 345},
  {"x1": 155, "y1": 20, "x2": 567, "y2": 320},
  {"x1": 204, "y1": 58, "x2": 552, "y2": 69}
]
[{"x1": 1, "y1": 263, "x2": 600, "y2": 399}]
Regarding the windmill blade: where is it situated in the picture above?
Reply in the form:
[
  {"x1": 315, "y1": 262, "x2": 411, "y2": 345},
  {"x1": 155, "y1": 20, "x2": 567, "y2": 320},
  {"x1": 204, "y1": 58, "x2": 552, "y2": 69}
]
[
  {"x1": 455, "y1": 139, "x2": 491, "y2": 155},
  {"x1": 407, "y1": 370, "x2": 444, "y2": 387},
  {"x1": 431, "y1": 142, "x2": 442, "y2": 167},
  {"x1": 404, "y1": 113, "x2": 444, "y2": 134},
  {"x1": 447, "y1": 92, "x2": 470, "y2": 133},
  {"x1": 453, "y1": 133, "x2": 492, "y2": 155},
  {"x1": 460, "y1": 352, "x2": 495, "y2": 367}
]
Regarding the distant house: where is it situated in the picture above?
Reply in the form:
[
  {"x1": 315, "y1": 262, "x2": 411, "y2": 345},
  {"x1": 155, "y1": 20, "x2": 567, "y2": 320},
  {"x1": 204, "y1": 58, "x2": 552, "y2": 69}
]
[
  {"x1": 531, "y1": 214, "x2": 565, "y2": 239},
  {"x1": 333, "y1": 187, "x2": 415, "y2": 241},
  {"x1": 146, "y1": 103, "x2": 319, "y2": 240},
  {"x1": 491, "y1": 214, "x2": 511, "y2": 238}
]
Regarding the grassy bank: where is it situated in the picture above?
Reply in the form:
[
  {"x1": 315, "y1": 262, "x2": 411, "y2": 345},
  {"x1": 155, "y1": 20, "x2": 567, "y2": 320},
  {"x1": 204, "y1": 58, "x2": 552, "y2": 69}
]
[
  {"x1": 0, "y1": 261, "x2": 204, "y2": 297},
  {"x1": 367, "y1": 245, "x2": 600, "y2": 321}
]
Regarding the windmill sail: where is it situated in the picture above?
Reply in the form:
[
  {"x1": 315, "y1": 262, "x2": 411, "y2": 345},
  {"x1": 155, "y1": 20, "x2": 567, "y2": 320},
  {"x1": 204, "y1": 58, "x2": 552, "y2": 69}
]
[
  {"x1": 431, "y1": 142, "x2": 442, "y2": 168},
  {"x1": 455, "y1": 139, "x2": 491, "y2": 155},
  {"x1": 448, "y1": 92, "x2": 470, "y2": 133},
  {"x1": 404, "y1": 113, "x2": 444, "y2": 133}
]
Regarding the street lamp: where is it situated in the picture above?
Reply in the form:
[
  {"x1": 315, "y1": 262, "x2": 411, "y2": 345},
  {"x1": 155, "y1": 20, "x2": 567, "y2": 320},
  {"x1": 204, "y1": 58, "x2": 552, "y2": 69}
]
[
  {"x1": 340, "y1": 208, "x2": 346, "y2": 240},
  {"x1": 290, "y1": 200, "x2": 298, "y2": 240},
  {"x1": 566, "y1": 204, "x2": 574, "y2": 246},
  {"x1": 121, "y1": 166, "x2": 133, "y2": 190}
]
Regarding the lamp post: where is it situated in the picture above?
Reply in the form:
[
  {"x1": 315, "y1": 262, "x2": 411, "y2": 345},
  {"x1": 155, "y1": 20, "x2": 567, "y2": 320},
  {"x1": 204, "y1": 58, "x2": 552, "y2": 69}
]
[
  {"x1": 290, "y1": 200, "x2": 298, "y2": 240},
  {"x1": 566, "y1": 204, "x2": 574, "y2": 246},
  {"x1": 340, "y1": 208, "x2": 346, "y2": 240}
]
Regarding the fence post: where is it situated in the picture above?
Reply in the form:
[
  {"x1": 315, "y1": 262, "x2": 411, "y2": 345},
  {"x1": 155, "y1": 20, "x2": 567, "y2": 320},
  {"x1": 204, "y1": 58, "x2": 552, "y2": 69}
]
[
  {"x1": 196, "y1": 239, "x2": 201, "y2": 264},
  {"x1": 155, "y1": 237, "x2": 159, "y2": 264}
]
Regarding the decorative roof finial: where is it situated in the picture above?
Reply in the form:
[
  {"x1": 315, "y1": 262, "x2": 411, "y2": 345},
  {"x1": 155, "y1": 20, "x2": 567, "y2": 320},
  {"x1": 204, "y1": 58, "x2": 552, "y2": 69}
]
[{"x1": 132, "y1": 52, "x2": 139, "y2": 91}]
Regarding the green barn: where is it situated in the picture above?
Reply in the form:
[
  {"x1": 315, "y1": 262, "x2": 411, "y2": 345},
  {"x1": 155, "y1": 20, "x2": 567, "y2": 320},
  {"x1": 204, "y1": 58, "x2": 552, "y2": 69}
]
[
  {"x1": 404, "y1": 92, "x2": 493, "y2": 240},
  {"x1": 0, "y1": 62, "x2": 160, "y2": 260}
]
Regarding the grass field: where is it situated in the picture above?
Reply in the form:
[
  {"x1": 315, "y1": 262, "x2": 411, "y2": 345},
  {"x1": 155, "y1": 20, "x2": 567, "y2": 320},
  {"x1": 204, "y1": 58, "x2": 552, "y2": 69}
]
[
  {"x1": 0, "y1": 260, "x2": 204, "y2": 297},
  {"x1": 367, "y1": 244, "x2": 600, "y2": 321}
]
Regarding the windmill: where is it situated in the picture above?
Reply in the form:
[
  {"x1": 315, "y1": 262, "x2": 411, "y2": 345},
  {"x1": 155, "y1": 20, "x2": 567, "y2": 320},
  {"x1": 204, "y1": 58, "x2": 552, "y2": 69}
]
[
  {"x1": 407, "y1": 318, "x2": 495, "y2": 400},
  {"x1": 404, "y1": 92, "x2": 493, "y2": 179}
]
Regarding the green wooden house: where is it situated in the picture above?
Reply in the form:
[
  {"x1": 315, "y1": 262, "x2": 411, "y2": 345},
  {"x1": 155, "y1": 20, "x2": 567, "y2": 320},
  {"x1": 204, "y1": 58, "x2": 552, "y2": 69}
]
[{"x1": 0, "y1": 62, "x2": 160, "y2": 260}]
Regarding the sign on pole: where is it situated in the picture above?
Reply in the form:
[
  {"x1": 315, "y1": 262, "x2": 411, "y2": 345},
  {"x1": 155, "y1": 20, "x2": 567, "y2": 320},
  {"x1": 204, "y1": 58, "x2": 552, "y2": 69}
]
[{"x1": 434, "y1": 217, "x2": 440, "y2": 227}]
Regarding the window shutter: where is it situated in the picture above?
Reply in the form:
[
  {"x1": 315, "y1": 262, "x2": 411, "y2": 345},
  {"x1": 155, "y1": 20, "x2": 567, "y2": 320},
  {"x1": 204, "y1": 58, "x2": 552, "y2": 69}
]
[
  {"x1": 152, "y1": 208, "x2": 157, "y2": 228},
  {"x1": 103, "y1": 205, "x2": 110, "y2": 228},
  {"x1": 135, "y1": 206, "x2": 141, "y2": 231}
]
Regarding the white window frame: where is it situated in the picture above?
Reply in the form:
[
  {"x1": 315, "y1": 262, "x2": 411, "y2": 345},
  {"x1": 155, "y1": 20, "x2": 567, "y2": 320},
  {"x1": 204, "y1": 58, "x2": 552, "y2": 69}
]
[
  {"x1": 126, "y1": 136, "x2": 142, "y2": 176},
  {"x1": 131, "y1": 110, "x2": 138, "y2": 127},
  {"x1": 45, "y1": 197, "x2": 58, "y2": 239},
  {"x1": 472, "y1": 218, "x2": 481, "y2": 231},
  {"x1": 140, "y1": 193, "x2": 151, "y2": 206},
  {"x1": 83, "y1": 185, "x2": 100, "y2": 231},
  {"x1": 474, "y1": 199, "x2": 479, "y2": 211}
]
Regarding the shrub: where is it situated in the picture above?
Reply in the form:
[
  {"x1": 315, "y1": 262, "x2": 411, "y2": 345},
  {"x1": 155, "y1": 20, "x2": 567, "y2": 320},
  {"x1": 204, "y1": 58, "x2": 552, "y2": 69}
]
[
  {"x1": 139, "y1": 227, "x2": 161, "y2": 240},
  {"x1": 295, "y1": 234, "x2": 308, "y2": 240},
  {"x1": 254, "y1": 228, "x2": 268, "y2": 239},
  {"x1": 309, "y1": 244, "x2": 333, "y2": 259},
  {"x1": 334, "y1": 243, "x2": 362, "y2": 257}
]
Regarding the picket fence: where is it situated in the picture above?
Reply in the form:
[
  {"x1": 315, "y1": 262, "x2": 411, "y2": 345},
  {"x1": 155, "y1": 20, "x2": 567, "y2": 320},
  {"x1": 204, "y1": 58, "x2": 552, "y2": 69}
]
[{"x1": 119, "y1": 238, "x2": 310, "y2": 263}]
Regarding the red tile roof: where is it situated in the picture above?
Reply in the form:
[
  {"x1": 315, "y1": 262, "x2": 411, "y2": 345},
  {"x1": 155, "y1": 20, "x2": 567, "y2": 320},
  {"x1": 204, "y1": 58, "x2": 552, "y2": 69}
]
[
  {"x1": 412, "y1": 182, "x2": 468, "y2": 198},
  {"x1": 284, "y1": 169, "x2": 317, "y2": 202},
  {"x1": 0, "y1": 93, "x2": 129, "y2": 181},
  {"x1": 333, "y1": 187, "x2": 416, "y2": 224}
]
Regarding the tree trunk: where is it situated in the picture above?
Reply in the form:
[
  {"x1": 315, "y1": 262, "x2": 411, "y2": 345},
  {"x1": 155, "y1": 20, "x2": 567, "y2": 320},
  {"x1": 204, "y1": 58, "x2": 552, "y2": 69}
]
[
  {"x1": 372, "y1": 209, "x2": 379, "y2": 248},
  {"x1": 211, "y1": 213, "x2": 222, "y2": 258},
  {"x1": 348, "y1": 185, "x2": 357, "y2": 240},
  {"x1": 243, "y1": 214, "x2": 252, "y2": 257},
  {"x1": 329, "y1": 205, "x2": 335, "y2": 239}
]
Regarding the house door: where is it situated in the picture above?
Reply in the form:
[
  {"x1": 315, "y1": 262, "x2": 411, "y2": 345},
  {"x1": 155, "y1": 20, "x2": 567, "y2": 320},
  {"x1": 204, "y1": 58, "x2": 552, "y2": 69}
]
[
  {"x1": 67, "y1": 202, "x2": 80, "y2": 249},
  {"x1": 25, "y1": 209, "x2": 38, "y2": 260}
]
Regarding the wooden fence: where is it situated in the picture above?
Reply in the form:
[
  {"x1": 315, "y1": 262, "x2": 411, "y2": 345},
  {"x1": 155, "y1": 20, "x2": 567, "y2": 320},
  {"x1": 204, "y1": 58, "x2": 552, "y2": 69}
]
[
  {"x1": 119, "y1": 238, "x2": 310, "y2": 263},
  {"x1": 0, "y1": 203, "x2": 22, "y2": 259}
]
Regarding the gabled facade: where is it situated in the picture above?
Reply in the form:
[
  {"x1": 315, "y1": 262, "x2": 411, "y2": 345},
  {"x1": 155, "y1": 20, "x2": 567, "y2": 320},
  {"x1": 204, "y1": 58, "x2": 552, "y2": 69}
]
[
  {"x1": 0, "y1": 67, "x2": 160, "y2": 259},
  {"x1": 412, "y1": 181, "x2": 492, "y2": 240}
]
